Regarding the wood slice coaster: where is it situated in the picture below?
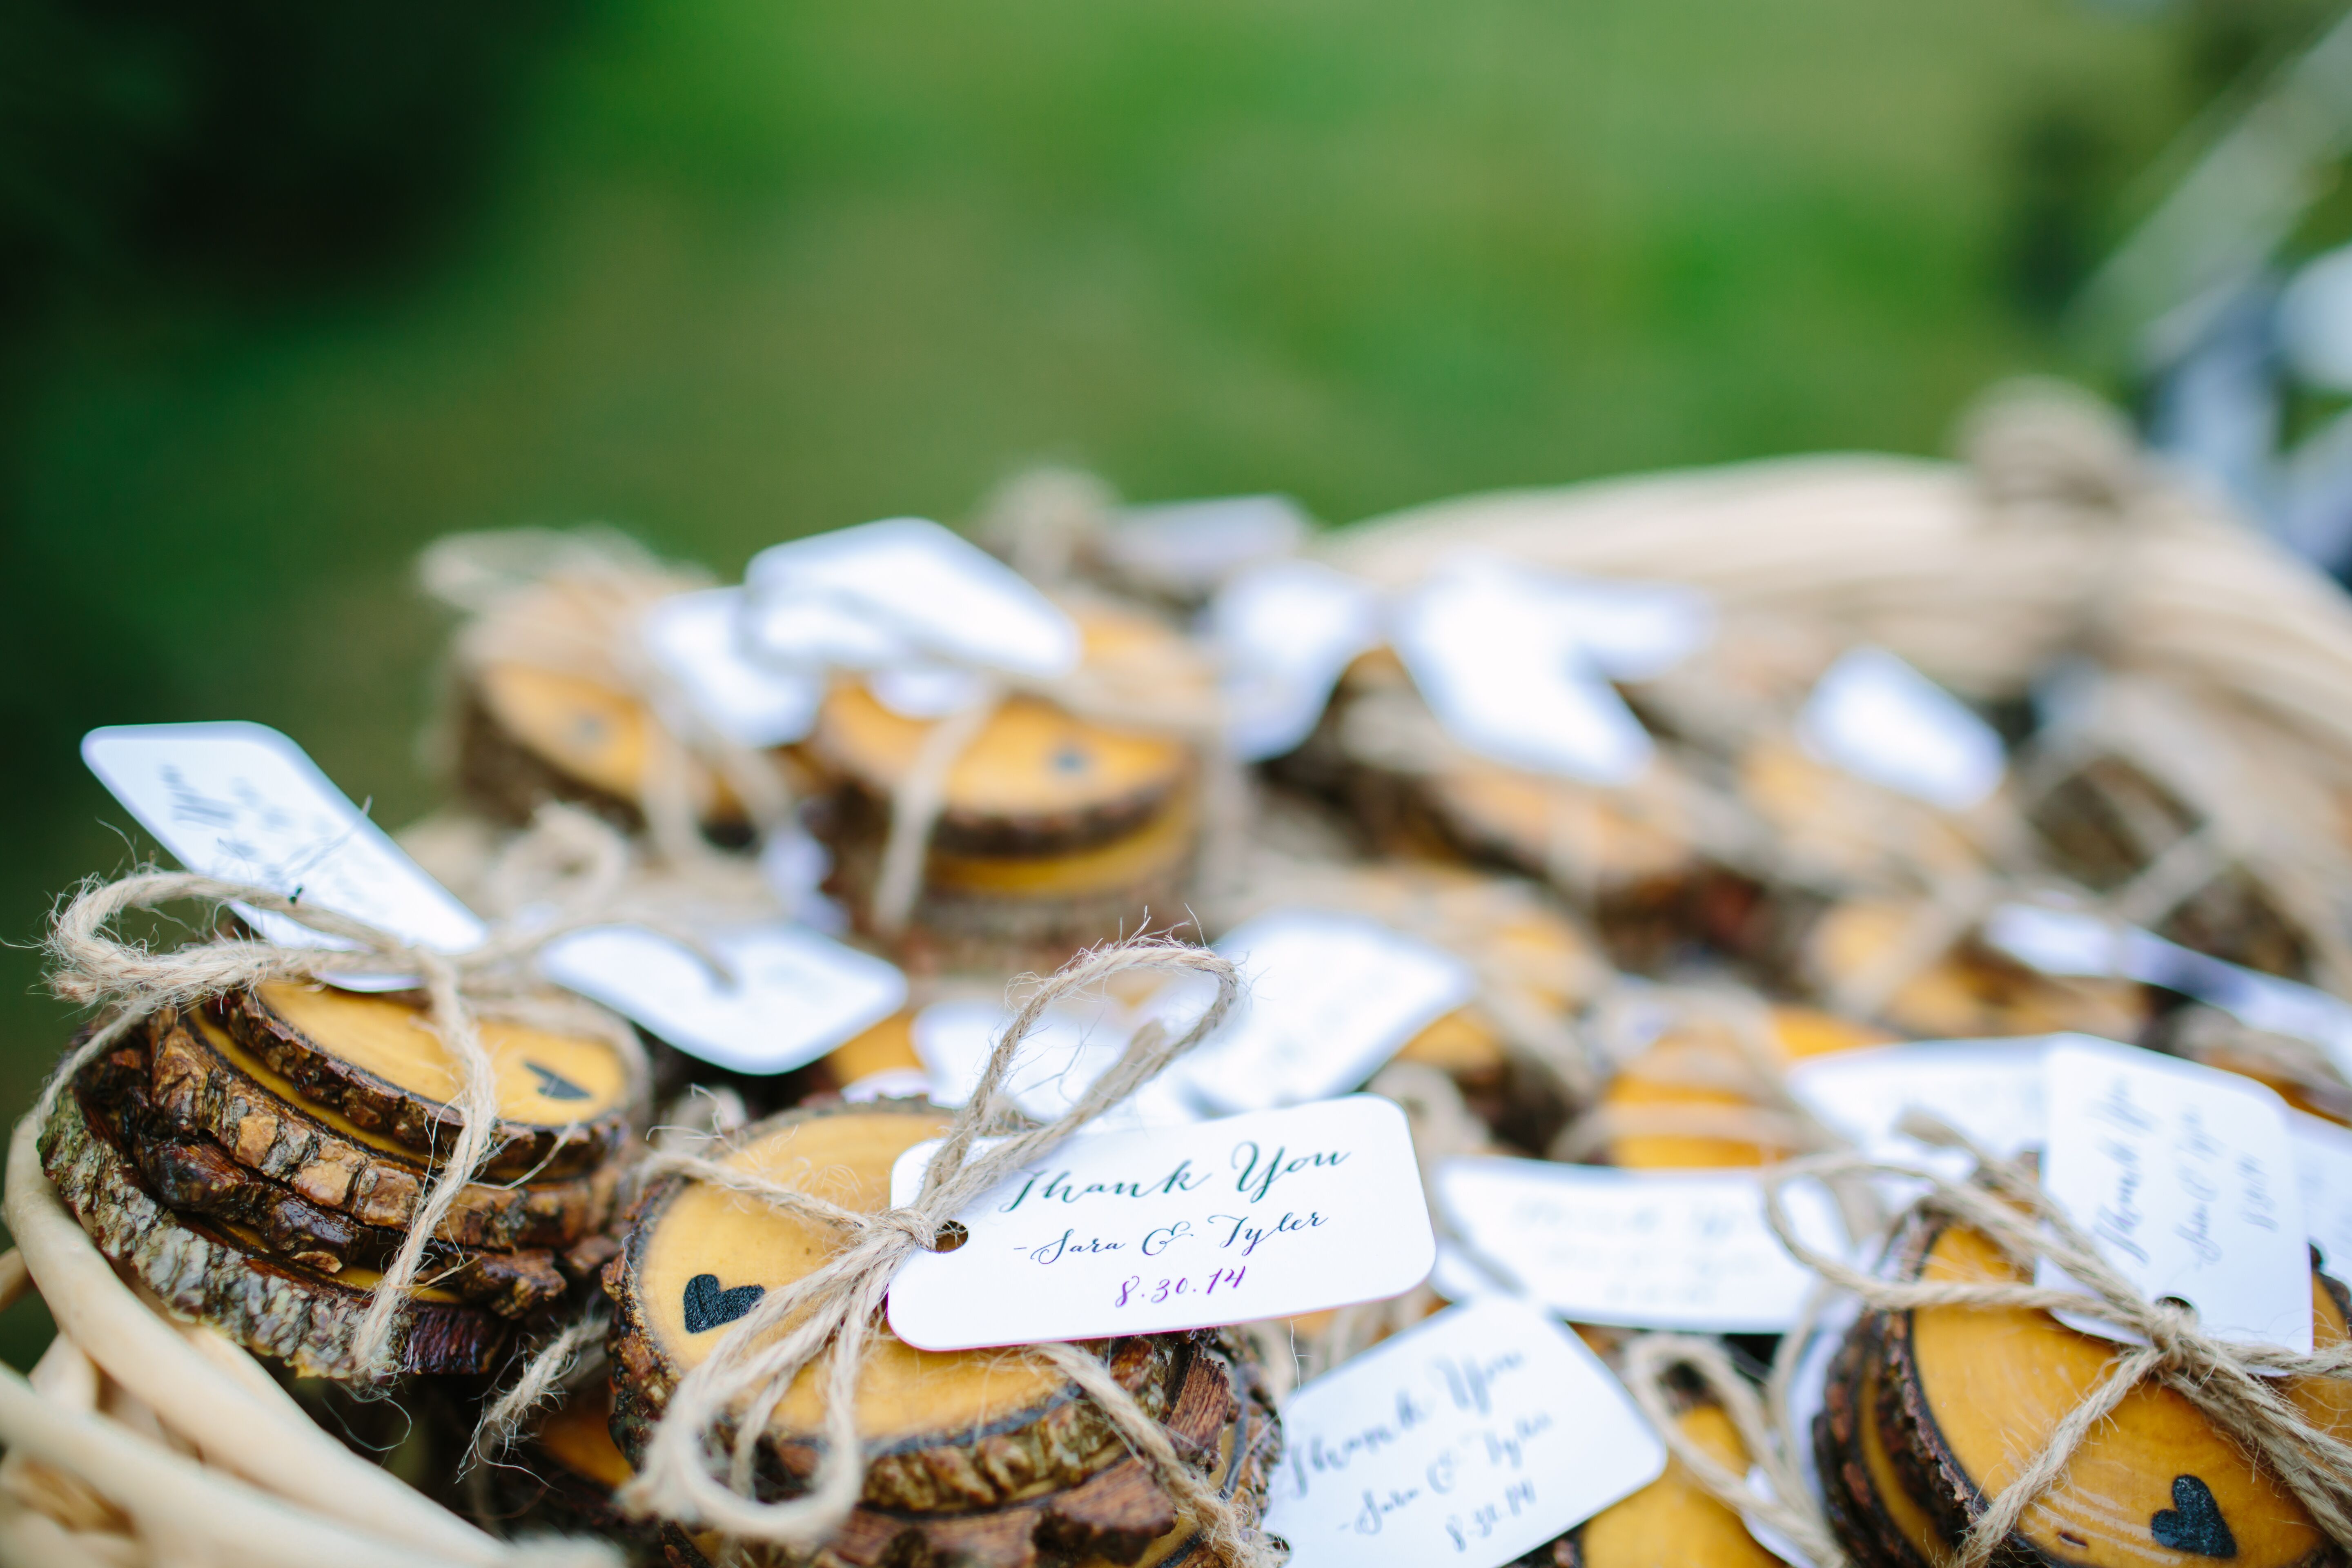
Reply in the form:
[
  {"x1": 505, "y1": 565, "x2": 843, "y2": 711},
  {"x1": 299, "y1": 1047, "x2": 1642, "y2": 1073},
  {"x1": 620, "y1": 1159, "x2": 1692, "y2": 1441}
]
[
  {"x1": 1804, "y1": 899, "x2": 2148, "y2": 1042},
  {"x1": 820, "y1": 781, "x2": 1198, "y2": 971},
  {"x1": 607, "y1": 1101, "x2": 1198, "y2": 1519},
  {"x1": 460, "y1": 664, "x2": 673, "y2": 833},
  {"x1": 655, "y1": 1331, "x2": 1278, "y2": 1568},
  {"x1": 37, "y1": 1074, "x2": 508, "y2": 1379},
  {"x1": 1840, "y1": 1209, "x2": 2352, "y2": 1568},
  {"x1": 218, "y1": 981, "x2": 634, "y2": 1176},
  {"x1": 109, "y1": 1082, "x2": 568, "y2": 1318},
  {"x1": 1602, "y1": 1006, "x2": 1893, "y2": 1171},
  {"x1": 1524, "y1": 1404, "x2": 1790, "y2": 1568},
  {"x1": 1736, "y1": 738, "x2": 1986, "y2": 891},
  {"x1": 815, "y1": 686, "x2": 1193, "y2": 859},
  {"x1": 808, "y1": 600, "x2": 1204, "y2": 862},
  {"x1": 1812, "y1": 1311, "x2": 1941, "y2": 1568},
  {"x1": 127, "y1": 1009, "x2": 617, "y2": 1249}
]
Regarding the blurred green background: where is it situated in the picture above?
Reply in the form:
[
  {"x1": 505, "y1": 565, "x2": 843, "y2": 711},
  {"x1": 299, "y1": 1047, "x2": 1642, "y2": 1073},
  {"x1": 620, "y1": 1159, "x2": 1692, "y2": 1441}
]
[{"x1": 0, "y1": 0, "x2": 2327, "y2": 1361}]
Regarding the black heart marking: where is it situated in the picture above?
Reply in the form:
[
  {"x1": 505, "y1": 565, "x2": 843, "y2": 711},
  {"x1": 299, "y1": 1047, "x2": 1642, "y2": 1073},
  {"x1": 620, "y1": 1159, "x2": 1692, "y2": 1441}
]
[
  {"x1": 682, "y1": 1272, "x2": 766, "y2": 1334},
  {"x1": 524, "y1": 1060, "x2": 591, "y2": 1102},
  {"x1": 2151, "y1": 1474, "x2": 2237, "y2": 1559}
]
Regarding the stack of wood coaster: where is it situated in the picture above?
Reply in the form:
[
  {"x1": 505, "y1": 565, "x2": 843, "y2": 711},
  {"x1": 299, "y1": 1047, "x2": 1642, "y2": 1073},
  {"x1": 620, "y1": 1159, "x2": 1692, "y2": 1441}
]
[
  {"x1": 1590, "y1": 1005, "x2": 1890, "y2": 1170},
  {"x1": 1813, "y1": 1207, "x2": 2352, "y2": 1568},
  {"x1": 806, "y1": 606, "x2": 1210, "y2": 970},
  {"x1": 455, "y1": 575, "x2": 768, "y2": 845},
  {"x1": 1308, "y1": 649, "x2": 1757, "y2": 973},
  {"x1": 44, "y1": 980, "x2": 635, "y2": 1380},
  {"x1": 1801, "y1": 897, "x2": 2146, "y2": 1041},
  {"x1": 604, "y1": 1101, "x2": 1279, "y2": 1568}
]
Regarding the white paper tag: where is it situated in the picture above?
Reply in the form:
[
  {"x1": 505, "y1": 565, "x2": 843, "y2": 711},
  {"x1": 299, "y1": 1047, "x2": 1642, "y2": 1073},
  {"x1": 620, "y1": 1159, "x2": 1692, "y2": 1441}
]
[
  {"x1": 82, "y1": 722, "x2": 487, "y2": 957},
  {"x1": 910, "y1": 996, "x2": 1202, "y2": 1129},
  {"x1": 1264, "y1": 1296, "x2": 1666, "y2": 1568},
  {"x1": 1983, "y1": 903, "x2": 2352, "y2": 1084},
  {"x1": 1206, "y1": 560, "x2": 1383, "y2": 762},
  {"x1": 639, "y1": 587, "x2": 824, "y2": 748},
  {"x1": 884, "y1": 1095, "x2": 1433, "y2": 1350},
  {"x1": 1434, "y1": 1158, "x2": 1846, "y2": 1333},
  {"x1": 1175, "y1": 911, "x2": 1477, "y2": 1114},
  {"x1": 2040, "y1": 1038, "x2": 2310, "y2": 1351},
  {"x1": 1787, "y1": 1037, "x2": 2053, "y2": 1165},
  {"x1": 2291, "y1": 1111, "x2": 2352, "y2": 1284},
  {"x1": 538, "y1": 922, "x2": 905, "y2": 1076},
  {"x1": 1107, "y1": 494, "x2": 1310, "y2": 593},
  {"x1": 1795, "y1": 646, "x2": 2004, "y2": 811},
  {"x1": 1391, "y1": 560, "x2": 1660, "y2": 785},
  {"x1": 742, "y1": 517, "x2": 1080, "y2": 679}
]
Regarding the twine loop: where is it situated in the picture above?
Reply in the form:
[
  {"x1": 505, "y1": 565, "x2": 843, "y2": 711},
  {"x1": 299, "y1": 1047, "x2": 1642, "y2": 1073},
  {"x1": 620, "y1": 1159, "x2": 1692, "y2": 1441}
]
[
  {"x1": 1757, "y1": 1114, "x2": 2352, "y2": 1568},
  {"x1": 42, "y1": 862, "x2": 646, "y2": 1383},
  {"x1": 616, "y1": 936, "x2": 1281, "y2": 1566}
]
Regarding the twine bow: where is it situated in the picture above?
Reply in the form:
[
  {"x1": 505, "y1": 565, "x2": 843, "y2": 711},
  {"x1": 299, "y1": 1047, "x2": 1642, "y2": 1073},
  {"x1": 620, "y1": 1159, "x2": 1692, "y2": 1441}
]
[
  {"x1": 42, "y1": 864, "x2": 647, "y2": 1381},
  {"x1": 616, "y1": 936, "x2": 1280, "y2": 1566},
  {"x1": 1759, "y1": 1115, "x2": 2352, "y2": 1568}
]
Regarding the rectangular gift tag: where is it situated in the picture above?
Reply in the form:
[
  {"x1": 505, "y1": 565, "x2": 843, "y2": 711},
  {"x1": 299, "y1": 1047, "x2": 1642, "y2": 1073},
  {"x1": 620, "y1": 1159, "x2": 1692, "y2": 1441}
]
[
  {"x1": 1392, "y1": 562, "x2": 1656, "y2": 786},
  {"x1": 884, "y1": 1095, "x2": 1433, "y2": 1349},
  {"x1": 1434, "y1": 1158, "x2": 1846, "y2": 1333},
  {"x1": 1786, "y1": 1037, "x2": 2052, "y2": 1164},
  {"x1": 1264, "y1": 1295, "x2": 1666, "y2": 1568},
  {"x1": 1795, "y1": 646, "x2": 2004, "y2": 811},
  {"x1": 744, "y1": 517, "x2": 1080, "y2": 679},
  {"x1": 1982, "y1": 902, "x2": 2352, "y2": 1080},
  {"x1": 82, "y1": 722, "x2": 487, "y2": 957},
  {"x1": 2040, "y1": 1038, "x2": 2311, "y2": 1352},
  {"x1": 910, "y1": 997, "x2": 1201, "y2": 1130},
  {"x1": 539, "y1": 922, "x2": 905, "y2": 1076},
  {"x1": 639, "y1": 587, "x2": 823, "y2": 748},
  {"x1": 1175, "y1": 910, "x2": 1475, "y2": 1114},
  {"x1": 1207, "y1": 561, "x2": 1384, "y2": 762},
  {"x1": 1107, "y1": 494, "x2": 1310, "y2": 594},
  {"x1": 2291, "y1": 1111, "x2": 2352, "y2": 1284}
]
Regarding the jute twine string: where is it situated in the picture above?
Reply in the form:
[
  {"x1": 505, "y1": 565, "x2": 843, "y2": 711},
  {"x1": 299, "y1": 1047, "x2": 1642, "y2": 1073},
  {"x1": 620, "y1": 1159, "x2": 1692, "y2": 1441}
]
[
  {"x1": 611, "y1": 936, "x2": 1279, "y2": 1565},
  {"x1": 1618, "y1": 1331, "x2": 1853, "y2": 1568},
  {"x1": 863, "y1": 609, "x2": 1238, "y2": 940},
  {"x1": 424, "y1": 530, "x2": 798, "y2": 876},
  {"x1": 43, "y1": 869, "x2": 646, "y2": 1381},
  {"x1": 1280, "y1": 1060, "x2": 1486, "y2": 1390},
  {"x1": 1757, "y1": 1114, "x2": 2352, "y2": 1568}
]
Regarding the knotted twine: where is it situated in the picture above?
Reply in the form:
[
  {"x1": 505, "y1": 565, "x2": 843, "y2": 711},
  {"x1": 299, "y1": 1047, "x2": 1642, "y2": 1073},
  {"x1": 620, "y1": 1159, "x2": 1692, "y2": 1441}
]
[
  {"x1": 1754, "y1": 1114, "x2": 2352, "y2": 1568},
  {"x1": 42, "y1": 867, "x2": 647, "y2": 1381},
  {"x1": 862, "y1": 605, "x2": 1242, "y2": 939},
  {"x1": 422, "y1": 529, "x2": 799, "y2": 875},
  {"x1": 611, "y1": 936, "x2": 1279, "y2": 1566}
]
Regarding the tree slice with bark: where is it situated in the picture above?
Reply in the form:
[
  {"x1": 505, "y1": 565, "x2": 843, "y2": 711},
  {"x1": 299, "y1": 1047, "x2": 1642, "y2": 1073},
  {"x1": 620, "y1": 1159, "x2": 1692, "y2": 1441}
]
[
  {"x1": 1852, "y1": 1208, "x2": 2352, "y2": 1568},
  {"x1": 216, "y1": 981, "x2": 633, "y2": 1174},
  {"x1": 653, "y1": 1331, "x2": 1278, "y2": 1568},
  {"x1": 37, "y1": 1074, "x2": 508, "y2": 1379},
  {"x1": 606, "y1": 1100, "x2": 1200, "y2": 1521},
  {"x1": 130, "y1": 1009, "x2": 617, "y2": 1247},
  {"x1": 114, "y1": 1099, "x2": 566, "y2": 1319}
]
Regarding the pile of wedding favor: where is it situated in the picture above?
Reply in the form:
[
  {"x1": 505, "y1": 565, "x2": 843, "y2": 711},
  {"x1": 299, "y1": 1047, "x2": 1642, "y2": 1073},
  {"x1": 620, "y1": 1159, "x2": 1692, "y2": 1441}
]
[{"x1": 11, "y1": 382, "x2": 2352, "y2": 1568}]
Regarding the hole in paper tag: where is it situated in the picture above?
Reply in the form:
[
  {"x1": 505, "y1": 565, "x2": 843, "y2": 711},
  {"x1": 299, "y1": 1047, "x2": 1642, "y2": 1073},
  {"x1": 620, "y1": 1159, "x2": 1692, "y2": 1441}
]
[
  {"x1": 883, "y1": 1096, "x2": 1432, "y2": 1350},
  {"x1": 2039, "y1": 1038, "x2": 2311, "y2": 1352},
  {"x1": 81, "y1": 721, "x2": 488, "y2": 986}
]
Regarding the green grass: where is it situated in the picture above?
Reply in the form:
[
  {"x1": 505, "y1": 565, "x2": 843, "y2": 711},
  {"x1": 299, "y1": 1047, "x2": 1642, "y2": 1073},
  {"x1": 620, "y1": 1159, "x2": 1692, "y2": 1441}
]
[{"x1": 0, "y1": 0, "x2": 2205, "y2": 1361}]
